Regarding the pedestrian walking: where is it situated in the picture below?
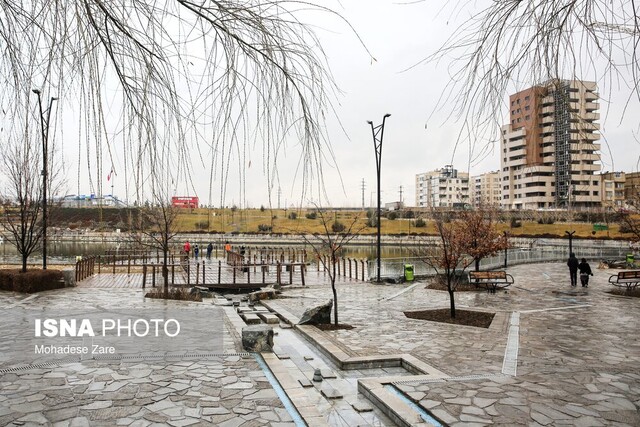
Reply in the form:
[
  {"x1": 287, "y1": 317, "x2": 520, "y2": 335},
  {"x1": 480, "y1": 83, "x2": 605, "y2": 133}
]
[
  {"x1": 194, "y1": 244, "x2": 200, "y2": 260},
  {"x1": 567, "y1": 252, "x2": 579, "y2": 287},
  {"x1": 206, "y1": 242, "x2": 213, "y2": 259},
  {"x1": 578, "y1": 258, "x2": 593, "y2": 287},
  {"x1": 224, "y1": 241, "x2": 231, "y2": 252},
  {"x1": 184, "y1": 240, "x2": 191, "y2": 258}
]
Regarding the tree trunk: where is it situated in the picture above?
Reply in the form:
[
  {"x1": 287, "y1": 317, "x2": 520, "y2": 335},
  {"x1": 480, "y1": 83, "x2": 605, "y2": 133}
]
[
  {"x1": 475, "y1": 258, "x2": 480, "y2": 271},
  {"x1": 448, "y1": 288, "x2": 456, "y2": 318},
  {"x1": 163, "y1": 246, "x2": 169, "y2": 296},
  {"x1": 22, "y1": 254, "x2": 28, "y2": 273},
  {"x1": 331, "y1": 258, "x2": 338, "y2": 325}
]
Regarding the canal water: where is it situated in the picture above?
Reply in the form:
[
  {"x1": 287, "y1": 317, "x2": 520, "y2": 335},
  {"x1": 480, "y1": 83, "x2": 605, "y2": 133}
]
[{"x1": 0, "y1": 241, "x2": 414, "y2": 265}]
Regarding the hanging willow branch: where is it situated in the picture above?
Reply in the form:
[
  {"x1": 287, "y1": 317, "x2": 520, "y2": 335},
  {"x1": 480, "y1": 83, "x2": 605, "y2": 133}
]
[{"x1": 0, "y1": 1, "x2": 368, "y2": 205}]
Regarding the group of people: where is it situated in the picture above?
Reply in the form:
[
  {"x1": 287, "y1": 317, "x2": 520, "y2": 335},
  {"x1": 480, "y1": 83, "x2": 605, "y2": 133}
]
[
  {"x1": 567, "y1": 253, "x2": 593, "y2": 287},
  {"x1": 182, "y1": 241, "x2": 214, "y2": 260}
]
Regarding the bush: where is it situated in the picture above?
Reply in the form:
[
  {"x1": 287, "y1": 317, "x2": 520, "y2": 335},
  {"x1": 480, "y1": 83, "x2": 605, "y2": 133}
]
[
  {"x1": 366, "y1": 209, "x2": 375, "y2": 219},
  {"x1": 366, "y1": 217, "x2": 378, "y2": 227},
  {"x1": 414, "y1": 218, "x2": 426, "y2": 228},
  {"x1": 145, "y1": 287, "x2": 202, "y2": 302},
  {"x1": 403, "y1": 210, "x2": 415, "y2": 219},
  {"x1": 288, "y1": 212, "x2": 297, "y2": 220},
  {"x1": 0, "y1": 269, "x2": 65, "y2": 293},
  {"x1": 510, "y1": 217, "x2": 522, "y2": 228},
  {"x1": 258, "y1": 224, "x2": 273, "y2": 232},
  {"x1": 305, "y1": 211, "x2": 317, "y2": 220},
  {"x1": 332, "y1": 221, "x2": 346, "y2": 232},
  {"x1": 194, "y1": 220, "x2": 209, "y2": 230},
  {"x1": 260, "y1": 205, "x2": 265, "y2": 212},
  {"x1": 387, "y1": 211, "x2": 398, "y2": 220}
]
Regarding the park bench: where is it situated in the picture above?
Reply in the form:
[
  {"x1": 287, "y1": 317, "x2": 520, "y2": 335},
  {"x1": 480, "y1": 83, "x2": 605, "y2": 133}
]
[
  {"x1": 468, "y1": 271, "x2": 514, "y2": 293},
  {"x1": 608, "y1": 270, "x2": 640, "y2": 291}
]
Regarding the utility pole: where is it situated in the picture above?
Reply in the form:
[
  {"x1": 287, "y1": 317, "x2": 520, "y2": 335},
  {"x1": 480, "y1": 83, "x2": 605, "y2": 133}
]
[
  {"x1": 32, "y1": 89, "x2": 58, "y2": 270},
  {"x1": 277, "y1": 187, "x2": 281, "y2": 210},
  {"x1": 399, "y1": 185, "x2": 403, "y2": 208},
  {"x1": 367, "y1": 114, "x2": 391, "y2": 283},
  {"x1": 361, "y1": 179, "x2": 366, "y2": 210}
]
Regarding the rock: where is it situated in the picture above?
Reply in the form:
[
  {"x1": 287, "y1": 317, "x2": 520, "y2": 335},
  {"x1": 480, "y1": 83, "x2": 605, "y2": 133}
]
[
  {"x1": 62, "y1": 269, "x2": 76, "y2": 287},
  {"x1": 248, "y1": 287, "x2": 278, "y2": 303},
  {"x1": 241, "y1": 325, "x2": 274, "y2": 352},
  {"x1": 298, "y1": 299, "x2": 332, "y2": 325}
]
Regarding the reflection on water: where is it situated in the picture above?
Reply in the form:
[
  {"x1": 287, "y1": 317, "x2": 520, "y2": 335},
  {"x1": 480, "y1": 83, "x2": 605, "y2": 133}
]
[{"x1": 0, "y1": 240, "x2": 414, "y2": 264}]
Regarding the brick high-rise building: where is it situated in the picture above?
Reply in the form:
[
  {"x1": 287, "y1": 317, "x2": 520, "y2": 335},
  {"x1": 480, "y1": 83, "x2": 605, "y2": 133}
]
[{"x1": 500, "y1": 80, "x2": 601, "y2": 210}]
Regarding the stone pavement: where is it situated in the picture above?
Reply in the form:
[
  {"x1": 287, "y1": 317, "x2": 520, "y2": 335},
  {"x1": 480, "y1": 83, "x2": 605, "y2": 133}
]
[{"x1": 1, "y1": 262, "x2": 639, "y2": 426}]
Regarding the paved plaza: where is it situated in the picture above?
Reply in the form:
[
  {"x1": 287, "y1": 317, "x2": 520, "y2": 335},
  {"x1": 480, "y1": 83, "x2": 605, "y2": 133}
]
[{"x1": 0, "y1": 261, "x2": 639, "y2": 426}]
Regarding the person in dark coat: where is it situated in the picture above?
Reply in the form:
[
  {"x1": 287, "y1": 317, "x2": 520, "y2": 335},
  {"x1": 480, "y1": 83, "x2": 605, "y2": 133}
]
[
  {"x1": 567, "y1": 253, "x2": 579, "y2": 287},
  {"x1": 578, "y1": 258, "x2": 593, "y2": 287},
  {"x1": 206, "y1": 242, "x2": 213, "y2": 259},
  {"x1": 194, "y1": 244, "x2": 199, "y2": 260}
]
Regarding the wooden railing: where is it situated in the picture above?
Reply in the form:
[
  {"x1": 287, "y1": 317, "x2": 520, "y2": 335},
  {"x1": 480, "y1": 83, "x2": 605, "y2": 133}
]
[{"x1": 75, "y1": 256, "x2": 96, "y2": 282}]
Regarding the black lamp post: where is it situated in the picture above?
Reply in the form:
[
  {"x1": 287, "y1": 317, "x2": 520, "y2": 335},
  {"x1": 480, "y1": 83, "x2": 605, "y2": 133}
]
[
  {"x1": 367, "y1": 114, "x2": 391, "y2": 282},
  {"x1": 503, "y1": 231, "x2": 509, "y2": 269},
  {"x1": 565, "y1": 230, "x2": 576, "y2": 256},
  {"x1": 32, "y1": 89, "x2": 58, "y2": 270}
]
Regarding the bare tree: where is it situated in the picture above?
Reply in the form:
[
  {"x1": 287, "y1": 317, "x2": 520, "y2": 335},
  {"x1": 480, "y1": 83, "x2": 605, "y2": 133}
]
[
  {"x1": 0, "y1": 1, "x2": 369, "y2": 206},
  {"x1": 416, "y1": 212, "x2": 474, "y2": 318},
  {"x1": 300, "y1": 209, "x2": 365, "y2": 326},
  {"x1": 0, "y1": 134, "x2": 42, "y2": 273},
  {"x1": 424, "y1": 1, "x2": 640, "y2": 162},
  {"x1": 131, "y1": 191, "x2": 181, "y2": 296}
]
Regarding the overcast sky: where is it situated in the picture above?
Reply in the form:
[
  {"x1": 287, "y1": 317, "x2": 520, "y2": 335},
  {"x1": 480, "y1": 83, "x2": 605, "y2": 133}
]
[{"x1": 53, "y1": 1, "x2": 640, "y2": 209}]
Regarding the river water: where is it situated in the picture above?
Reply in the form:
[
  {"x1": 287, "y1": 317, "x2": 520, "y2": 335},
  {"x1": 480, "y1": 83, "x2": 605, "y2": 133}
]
[{"x1": 0, "y1": 241, "x2": 414, "y2": 265}]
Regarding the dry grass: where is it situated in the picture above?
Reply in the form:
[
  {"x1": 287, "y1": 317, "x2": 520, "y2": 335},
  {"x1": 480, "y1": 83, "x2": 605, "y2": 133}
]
[
  {"x1": 169, "y1": 208, "x2": 632, "y2": 239},
  {"x1": 145, "y1": 287, "x2": 202, "y2": 302}
]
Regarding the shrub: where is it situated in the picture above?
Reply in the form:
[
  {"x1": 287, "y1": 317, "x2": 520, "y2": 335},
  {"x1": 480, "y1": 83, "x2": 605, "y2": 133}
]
[
  {"x1": 258, "y1": 224, "x2": 273, "y2": 232},
  {"x1": 331, "y1": 221, "x2": 345, "y2": 232},
  {"x1": 366, "y1": 209, "x2": 375, "y2": 219},
  {"x1": 145, "y1": 287, "x2": 202, "y2": 302},
  {"x1": 195, "y1": 220, "x2": 209, "y2": 230},
  {"x1": 305, "y1": 211, "x2": 317, "y2": 220},
  {"x1": 260, "y1": 205, "x2": 265, "y2": 212},
  {"x1": 510, "y1": 217, "x2": 522, "y2": 228},
  {"x1": 403, "y1": 210, "x2": 415, "y2": 219},
  {"x1": 414, "y1": 218, "x2": 426, "y2": 228},
  {"x1": 0, "y1": 269, "x2": 65, "y2": 293},
  {"x1": 387, "y1": 211, "x2": 398, "y2": 220},
  {"x1": 366, "y1": 217, "x2": 378, "y2": 227},
  {"x1": 288, "y1": 212, "x2": 297, "y2": 220}
]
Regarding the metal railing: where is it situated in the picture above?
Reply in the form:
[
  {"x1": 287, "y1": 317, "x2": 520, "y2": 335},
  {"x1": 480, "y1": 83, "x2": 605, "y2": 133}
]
[{"x1": 369, "y1": 246, "x2": 633, "y2": 279}]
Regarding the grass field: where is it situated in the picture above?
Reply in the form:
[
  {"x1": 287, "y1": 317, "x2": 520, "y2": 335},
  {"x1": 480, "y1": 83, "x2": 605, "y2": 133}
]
[{"x1": 172, "y1": 208, "x2": 635, "y2": 240}]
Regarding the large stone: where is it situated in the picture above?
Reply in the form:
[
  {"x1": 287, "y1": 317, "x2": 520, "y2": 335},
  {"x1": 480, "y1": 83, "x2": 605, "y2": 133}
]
[
  {"x1": 298, "y1": 299, "x2": 332, "y2": 325},
  {"x1": 248, "y1": 287, "x2": 278, "y2": 303},
  {"x1": 241, "y1": 325, "x2": 274, "y2": 352}
]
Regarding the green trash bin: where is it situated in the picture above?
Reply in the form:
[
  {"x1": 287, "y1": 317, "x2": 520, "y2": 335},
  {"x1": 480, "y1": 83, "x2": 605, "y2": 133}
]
[
  {"x1": 627, "y1": 253, "x2": 635, "y2": 265},
  {"x1": 404, "y1": 264, "x2": 414, "y2": 282}
]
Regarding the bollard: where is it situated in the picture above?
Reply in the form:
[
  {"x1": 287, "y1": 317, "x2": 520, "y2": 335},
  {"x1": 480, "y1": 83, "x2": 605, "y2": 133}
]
[
  {"x1": 196, "y1": 263, "x2": 200, "y2": 285},
  {"x1": 218, "y1": 260, "x2": 222, "y2": 284},
  {"x1": 202, "y1": 260, "x2": 206, "y2": 284},
  {"x1": 301, "y1": 264, "x2": 306, "y2": 286},
  {"x1": 289, "y1": 263, "x2": 293, "y2": 285},
  {"x1": 152, "y1": 265, "x2": 156, "y2": 287}
]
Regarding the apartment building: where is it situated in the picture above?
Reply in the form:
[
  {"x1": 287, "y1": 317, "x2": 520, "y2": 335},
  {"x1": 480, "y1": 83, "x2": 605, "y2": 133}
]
[
  {"x1": 471, "y1": 171, "x2": 502, "y2": 208},
  {"x1": 600, "y1": 172, "x2": 625, "y2": 208},
  {"x1": 625, "y1": 172, "x2": 640, "y2": 204},
  {"x1": 500, "y1": 80, "x2": 601, "y2": 210},
  {"x1": 415, "y1": 165, "x2": 469, "y2": 208}
]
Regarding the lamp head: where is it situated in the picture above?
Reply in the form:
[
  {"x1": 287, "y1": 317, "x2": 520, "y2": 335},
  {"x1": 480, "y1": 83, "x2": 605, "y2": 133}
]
[
  {"x1": 366, "y1": 121, "x2": 373, "y2": 125},
  {"x1": 32, "y1": 89, "x2": 41, "y2": 95},
  {"x1": 384, "y1": 113, "x2": 391, "y2": 118}
]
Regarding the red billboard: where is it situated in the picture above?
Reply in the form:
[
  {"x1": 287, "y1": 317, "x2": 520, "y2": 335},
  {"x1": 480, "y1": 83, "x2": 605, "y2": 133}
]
[{"x1": 172, "y1": 196, "x2": 199, "y2": 208}]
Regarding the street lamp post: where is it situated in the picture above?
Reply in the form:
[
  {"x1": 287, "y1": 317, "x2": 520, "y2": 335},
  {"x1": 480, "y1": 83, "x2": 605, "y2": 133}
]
[
  {"x1": 32, "y1": 89, "x2": 58, "y2": 270},
  {"x1": 368, "y1": 114, "x2": 391, "y2": 283},
  {"x1": 503, "y1": 231, "x2": 509, "y2": 269},
  {"x1": 565, "y1": 230, "x2": 576, "y2": 256}
]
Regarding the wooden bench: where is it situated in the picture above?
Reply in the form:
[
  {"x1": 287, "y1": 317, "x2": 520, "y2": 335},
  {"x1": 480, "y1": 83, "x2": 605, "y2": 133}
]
[
  {"x1": 608, "y1": 270, "x2": 640, "y2": 291},
  {"x1": 468, "y1": 271, "x2": 514, "y2": 293}
]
